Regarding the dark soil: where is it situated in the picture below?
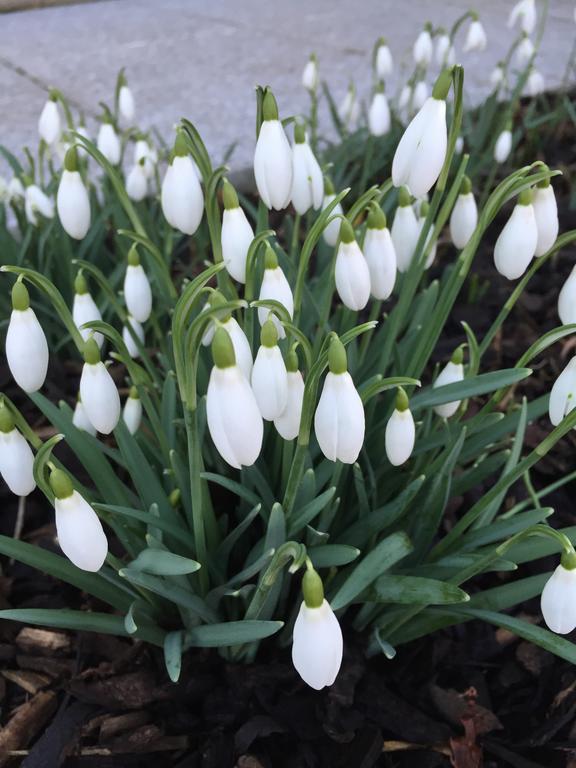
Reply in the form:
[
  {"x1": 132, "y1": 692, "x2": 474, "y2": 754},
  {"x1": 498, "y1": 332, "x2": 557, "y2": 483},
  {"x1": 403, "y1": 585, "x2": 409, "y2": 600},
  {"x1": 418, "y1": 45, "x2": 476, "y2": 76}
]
[{"x1": 2, "y1": 181, "x2": 576, "y2": 767}]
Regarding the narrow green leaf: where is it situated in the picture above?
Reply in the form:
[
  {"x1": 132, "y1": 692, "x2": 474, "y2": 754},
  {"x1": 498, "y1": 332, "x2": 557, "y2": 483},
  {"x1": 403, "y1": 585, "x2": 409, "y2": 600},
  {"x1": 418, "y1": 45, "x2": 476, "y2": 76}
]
[
  {"x1": 164, "y1": 630, "x2": 183, "y2": 682},
  {"x1": 308, "y1": 544, "x2": 361, "y2": 568},
  {"x1": 128, "y1": 549, "x2": 201, "y2": 576},
  {"x1": 371, "y1": 575, "x2": 470, "y2": 605},
  {"x1": 411, "y1": 368, "x2": 532, "y2": 410},
  {"x1": 288, "y1": 487, "x2": 336, "y2": 536},
  {"x1": 184, "y1": 620, "x2": 283, "y2": 648}
]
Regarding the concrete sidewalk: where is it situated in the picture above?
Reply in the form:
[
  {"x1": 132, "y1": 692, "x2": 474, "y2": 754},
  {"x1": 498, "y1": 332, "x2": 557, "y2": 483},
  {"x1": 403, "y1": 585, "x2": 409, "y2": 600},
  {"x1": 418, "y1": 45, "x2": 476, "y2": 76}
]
[{"x1": 0, "y1": 0, "x2": 574, "y2": 175}]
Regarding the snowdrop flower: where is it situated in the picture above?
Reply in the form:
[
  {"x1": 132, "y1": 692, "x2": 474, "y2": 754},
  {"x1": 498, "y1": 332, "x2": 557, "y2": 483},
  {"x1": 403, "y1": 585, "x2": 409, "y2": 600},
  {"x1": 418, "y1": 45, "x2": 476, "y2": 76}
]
[
  {"x1": 254, "y1": 90, "x2": 293, "y2": 211},
  {"x1": 533, "y1": 178, "x2": 558, "y2": 256},
  {"x1": 418, "y1": 201, "x2": 437, "y2": 269},
  {"x1": 118, "y1": 74, "x2": 135, "y2": 123},
  {"x1": 516, "y1": 34, "x2": 535, "y2": 67},
  {"x1": 391, "y1": 186, "x2": 420, "y2": 273},
  {"x1": 257, "y1": 245, "x2": 294, "y2": 339},
  {"x1": 385, "y1": 388, "x2": 416, "y2": 466},
  {"x1": 25, "y1": 184, "x2": 54, "y2": 226},
  {"x1": 221, "y1": 179, "x2": 254, "y2": 283},
  {"x1": 206, "y1": 327, "x2": 263, "y2": 468},
  {"x1": 433, "y1": 347, "x2": 465, "y2": 418},
  {"x1": 124, "y1": 247, "x2": 152, "y2": 323},
  {"x1": 463, "y1": 18, "x2": 487, "y2": 52},
  {"x1": 490, "y1": 63, "x2": 505, "y2": 90},
  {"x1": 413, "y1": 80, "x2": 429, "y2": 111},
  {"x1": 374, "y1": 38, "x2": 393, "y2": 79},
  {"x1": 549, "y1": 356, "x2": 576, "y2": 426},
  {"x1": 79, "y1": 338, "x2": 121, "y2": 434},
  {"x1": 122, "y1": 315, "x2": 145, "y2": 359},
  {"x1": 126, "y1": 161, "x2": 148, "y2": 202},
  {"x1": 558, "y1": 267, "x2": 576, "y2": 325},
  {"x1": 0, "y1": 403, "x2": 35, "y2": 496},
  {"x1": 6, "y1": 282, "x2": 48, "y2": 393},
  {"x1": 368, "y1": 85, "x2": 391, "y2": 137},
  {"x1": 525, "y1": 68, "x2": 545, "y2": 97},
  {"x1": 338, "y1": 83, "x2": 360, "y2": 130},
  {"x1": 251, "y1": 320, "x2": 288, "y2": 421},
  {"x1": 392, "y1": 69, "x2": 450, "y2": 199},
  {"x1": 494, "y1": 189, "x2": 538, "y2": 280},
  {"x1": 50, "y1": 468, "x2": 107, "y2": 572},
  {"x1": 494, "y1": 126, "x2": 513, "y2": 164},
  {"x1": 292, "y1": 564, "x2": 343, "y2": 690},
  {"x1": 200, "y1": 292, "x2": 254, "y2": 381},
  {"x1": 73, "y1": 272, "x2": 103, "y2": 347},
  {"x1": 364, "y1": 204, "x2": 396, "y2": 300},
  {"x1": 134, "y1": 139, "x2": 157, "y2": 178},
  {"x1": 435, "y1": 31, "x2": 451, "y2": 66},
  {"x1": 123, "y1": 386, "x2": 142, "y2": 435},
  {"x1": 274, "y1": 347, "x2": 304, "y2": 440},
  {"x1": 541, "y1": 558, "x2": 576, "y2": 634},
  {"x1": 38, "y1": 92, "x2": 61, "y2": 146},
  {"x1": 399, "y1": 84, "x2": 412, "y2": 114},
  {"x1": 72, "y1": 395, "x2": 96, "y2": 436},
  {"x1": 57, "y1": 147, "x2": 91, "y2": 240},
  {"x1": 321, "y1": 177, "x2": 344, "y2": 247},
  {"x1": 455, "y1": 136, "x2": 464, "y2": 155},
  {"x1": 291, "y1": 124, "x2": 323, "y2": 215},
  {"x1": 314, "y1": 336, "x2": 364, "y2": 463},
  {"x1": 508, "y1": 0, "x2": 536, "y2": 34},
  {"x1": 7, "y1": 177, "x2": 25, "y2": 203},
  {"x1": 97, "y1": 118, "x2": 121, "y2": 166},
  {"x1": 413, "y1": 26, "x2": 433, "y2": 66},
  {"x1": 450, "y1": 176, "x2": 478, "y2": 250},
  {"x1": 161, "y1": 132, "x2": 204, "y2": 235},
  {"x1": 302, "y1": 54, "x2": 319, "y2": 92},
  {"x1": 335, "y1": 220, "x2": 371, "y2": 311}
]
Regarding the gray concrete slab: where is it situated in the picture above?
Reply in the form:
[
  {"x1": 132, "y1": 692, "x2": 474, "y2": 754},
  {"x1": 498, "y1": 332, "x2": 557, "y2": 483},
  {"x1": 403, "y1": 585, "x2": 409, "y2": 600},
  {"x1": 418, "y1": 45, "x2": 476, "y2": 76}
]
[{"x1": 0, "y1": 0, "x2": 574, "y2": 176}]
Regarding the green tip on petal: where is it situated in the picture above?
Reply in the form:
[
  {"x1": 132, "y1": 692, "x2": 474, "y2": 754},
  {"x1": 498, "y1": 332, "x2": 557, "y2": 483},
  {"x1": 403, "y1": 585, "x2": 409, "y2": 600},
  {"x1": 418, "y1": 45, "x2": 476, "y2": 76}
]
[
  {"x1": 328, "y1": 336, "x2": 347, "y2": 374},
  {"x1": 324, "y1": 176, "x2": 335, "y2": 196},
  {"x1": 129, "y1": 385, "x2": 139, "y2": 400},
  {"x1": 460, "y1": 175, "x2": 472, "y2": 195},
  {"x1": 127, "y1": 244, "x2": 140, "y2": 267},
  {"x1": 49, "y1": 468, "x2": 74, "y2": 500},
  {"x1": 420, "y1": 201, "x2": 430, "y2": 218},
  {"x1": 74, "y1": 272, "x2": 88, "y2": 295},
  {"x1": 367, "y1": 204, "x2": 386, "y2": 230},
  {"x1": 562, "y1": 549, "x2": 576, "y2": 570},
  {"x1": 471, "y1": 10, "x2": 479, "y2": 20},
  {"x1": 451, "y1": 346, "x2": 464, "y2": 365},
  {"x1": 12, "y1": 281, "x2": 30, "y2": 312},
  {"x1": 261, "y1": 318, "x2": 278, "y2": 348},
  {"x1": 222, "y1": 178, "x2": 239, "y2": 210},
  {"x1": 264, "y1": 244, "x2": 279, "y2": 270},
  {"x1": 209, "y1": 290, "x2": 231, "y2": 322},
  {"x1": 339, "y1": 219, "x2": 355, "y2": 244},
  {"x1": 0, "y1": 403, "x2": 15, "y2": 434},
  {"x1": 286, "y1": 347, "x2": 299, "y2": 373},
  {"x1": 64, "y1": 146, "x2": 78, "y2": 173},
  {"x1": 173, "y1": 131, "x2": 188, "y2": 158},
  {"x1": 432, "y1": 68, "x2": 453, "y2": 101},
  {"x1": 302, "y1": 565, "x2": 324, "y2": 608},
  {"x1": 395, "y1": 386, "x2": 410, "y2": 412},
  {"x1": 398, "y1": 186, "x2": 412, "y2": 207},
  {"x1": 169, "y1": 488, "x2": 181, "y2": 508},
  {"x1": 262, "y1": 90, "x2": 279, "y2": 121},
  {"x1": 537, "y1": 171, "x2": 551, "y2": 189},
  {"x1": 294, "y1": 123, "x2": 306, "y2": 144},
  {"x1": 212, "y1": 327, "x2": 236, "y2": 368},
  {"x1": 83, "y1": 337, "x2": 101, "y2": 365},
  {"x1": 518, "y1": 188, "x2": 533, "y2": 206}
]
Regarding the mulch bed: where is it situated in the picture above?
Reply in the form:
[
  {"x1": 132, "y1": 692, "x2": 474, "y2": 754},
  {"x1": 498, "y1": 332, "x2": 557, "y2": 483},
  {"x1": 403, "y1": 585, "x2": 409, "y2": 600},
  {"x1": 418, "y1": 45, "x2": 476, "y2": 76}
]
[{"x1": 2, "y1": 181, "x2": 576, "y2": 767}]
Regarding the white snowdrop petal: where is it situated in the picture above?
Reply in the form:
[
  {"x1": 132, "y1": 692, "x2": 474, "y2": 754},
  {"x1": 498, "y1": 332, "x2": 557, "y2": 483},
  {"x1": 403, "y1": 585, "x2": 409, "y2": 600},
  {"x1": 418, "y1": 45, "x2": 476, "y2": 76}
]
[
  {"x1": 449, "y1": 193, "x2": 478, "y2": 250},
  {"x1": 119, "y1": 85, "x2": 135, "y2": 122},
  {"x1": 122, "y1": 316, "x2": 145, "y2": 359},
  {"x1": 494, "y1": 130, "x2": 512, "y2": 163},
  {"x1": 558, "y1": 267, "x2": 576, "y2": 325},
  {"x1": 533, "y1": 185, "x2": 559, "y2": 257},
  {"x1": 80, "y1": 362, "x2": 121, "y2": 434},
  {"x1": 385, "y1": 408, "x2": 416, "y2": 466},
  {"x1": 72, "y1": 401, "x2": 97, "y2": 436},
  {"x1": 97, "y1": 124, "x2": 121, "y2": 165},
  {"x1": 314, "y1": 372, "x2": 365, "y2": 464},
  {"x1": 541, "y1": 565, "x2": 576, "y2": 634},
  {"x1": 257, "y1": 266, "x2": 294, "y2": 339},
  {"x1": 161, "y1": 155, "x2": 204, "y2": 235},
  {"x1": 55, "y1": 491, "x2": 108, "y2": 571},
  {"x1": 494, "y1": 204, "x2": 538, "y2": 280},
  {"x1": 123, "y1": 396, "x2": 143, "y2": 434},
  {"x1": 433, "y1": 361, "x2": 464, "y2": 418},
  {"x1": 413, "y1": 30, "x2": 433, "y2": 65},
  {"x1": 73, "y1": 293, "x2": 103, "y2": 347},
  {"x1": 124, "y1": 264, "x2": 152, "y2": 323},
  {"x1": 221, "y1": 207, "x2": 254, "y2": 283},
  {"x1": 368, "y1": 93, "x2": 391, "y2": 137},
  {"x1": 224, "y1": 318, "x2": 253, "y2": 381},
  {"x1": 322, "y1": 196, "x2": 344, "y2": 247},
  {"x1": 274, "y1": 370, "x2": 305, "y2": 440},
  {"x1": 251, "y1": 346, "x2": 288, "y2": 421},
  {"x1": 376, "y1": 45, "x2": 393, "y2": 78},
  {"x1": 335, "y1": 241, "x2": 371, "y2": 310},
  {"x1": 391, "y1": 205, "x2": 420, "y2": 273},
  {"x1": 6, "y1": 308, "x2": 49, "y2": 393},
  {"x1": 292, "y1": 600, "x2": 343, "y2": 690},
  {"x1": 126, "y1": 164, "x2": 148, "y2": 201},
  {"x1": 254, "y1": 120, "x2": 293, "y2": 211},
  {"x1": 364, "y1": 228, "x2": 397, "y2": 300},
  {"x1": 291, "y1": 142, "x2": 323, "y2": 215},
  {"x1": 0, "y1": 429, "x2": 36, "y2": 496},
  {"x1": 38, "y1": 100, "x2": 61, "y2": 146},
  {"x1": 206, "y1": 366, "x2": 263, "y2": 468},
  {"x1": 57, "y1": 170, "x2": 91, "y2": 239},
  {"x1": 548, "y1": 357, "x2": 576, "y2": 426}
]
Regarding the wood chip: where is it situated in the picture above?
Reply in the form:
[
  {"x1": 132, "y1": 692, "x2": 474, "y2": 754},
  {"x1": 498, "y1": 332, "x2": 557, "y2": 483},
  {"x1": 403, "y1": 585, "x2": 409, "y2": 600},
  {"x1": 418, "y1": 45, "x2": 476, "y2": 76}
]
[
  {"x1": 15, "y1": 627, "x2": 71, "y2": 656},
  {"x1": 99, "y1": 711, "x2": 150, "y2": 741},
  {"x1": 0, "y1": 690, "x2": 57, "y2": 765},
  {"x1": 1, "y1": 669, "x2": 51, "y2": 695},
  {"x1": 16, "y1": 654, "x2": 75, "y2": 678}
]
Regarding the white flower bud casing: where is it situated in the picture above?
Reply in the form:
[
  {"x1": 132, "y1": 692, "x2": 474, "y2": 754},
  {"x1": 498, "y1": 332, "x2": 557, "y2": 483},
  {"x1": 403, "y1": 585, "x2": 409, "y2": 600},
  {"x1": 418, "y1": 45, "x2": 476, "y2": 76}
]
[
  {"x1": 532, "y1": 182, "x2": 558, "y2": 257},
  {"x1": 291, "y1": 127, "x2": 323, "y2": 215},
  {"x1": 73, "y1": 291, "x2": 103, "y2": 348},
  {"x1": 97, "y1": 123, "x2": 121, "y2": 166},
  {"x1": 433, "y1": 353, "x2": 465, "y2": 418},
  {"x1": 413, "y1": 29, "x2": 433, "y2": 65},
  {"x1": 558, "y1": 267, "x2": 576, "y2": 325},
  {"x1": 161, "y1": 135, "x2": 204, "y2": 235},
  {"x1": 25, "y1": 185, "x2": 54, "y2": 226},
  {"x1": 391, "y1": 189, "x2": 420, "y2": 273},
  {"x1": 274, "y1": 369, "x2": 305, "y2": 441},
  {"x1": 548, "y1": 356, "x2": 576, "y2": 426},
  {"x1": 0, "y1": 411, "x2": 36, "y2": 497},
  {"x1": 38, "y1": 98, "x2": 62, "y2": 146},
  {"x1": 124, "y1": 252, "x2": 152, "y2": 323},
  {"x1": 126, "y1": 163, "x2": 148, "y2": 201},
  {"x1": 494, "y1": 190, "x2": 538, "y2": 280},
  {"x1": 449, "y1": 179, "x2": 478, "y2": 250},
  {"x1": 123, "y1": 388, "x2": 142, "y2": 435},
  {"x1": 363, "y1": 206, "x2": 396, "y2": 301},
  {"x1": 368, "y1": 91, "x2": 391, "y2": 137},
  {"x1": 221, "y1": 179, "x2": 254, "y2": 284},
  {"x1": 494, "y1": 129, "x2": 512, "y2": 164},
  {"x1": 463, "y1": 20, "x2": 487, "y2": 52},
  {"x1": 122, "y1": 315, "x2": 145, "y2": 359},
  {"x1": 254, "y1": 92, "x2": 293, "y2": 211},
  {"x1": 72, "y1": 399, "x2": 97, "y2": 436},
  {"x1": 541, "y1": 564, "x2": 576, "y2": 634},
  {"x1": 6, "y1": 283, "x2": 49, "y2": 393},
  {"x1": 80, "y1": 340, "x2": 121, "y2": 435},
  {"x1": 57, "y1": 150, "x2": 91, "y2": 240},
  {"x1": 257, "y1": 247, "x2": 294, "y2": 339},
  {"x1": 385, "y1": 391, "x2": 416, "y2": 467},
  {"x1": 119, "y1": 84, "x2": 135, "y2": 122},
  {"x1": 335, "y1": 221, "x2": 371, "y2": 311},
  {"x1": 321, "y1": 188, "x2": 344, "y2": 247},
  {"x1": 251, "y1": 321, "x2": 288, "y2": 421}
]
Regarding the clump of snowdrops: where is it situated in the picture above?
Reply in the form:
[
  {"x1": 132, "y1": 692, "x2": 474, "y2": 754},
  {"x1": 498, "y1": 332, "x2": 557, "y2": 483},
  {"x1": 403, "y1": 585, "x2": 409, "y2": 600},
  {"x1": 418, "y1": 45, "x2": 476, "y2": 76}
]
[{"x1": 1, "y1": 32, "x2": 576, "y2": 691}]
